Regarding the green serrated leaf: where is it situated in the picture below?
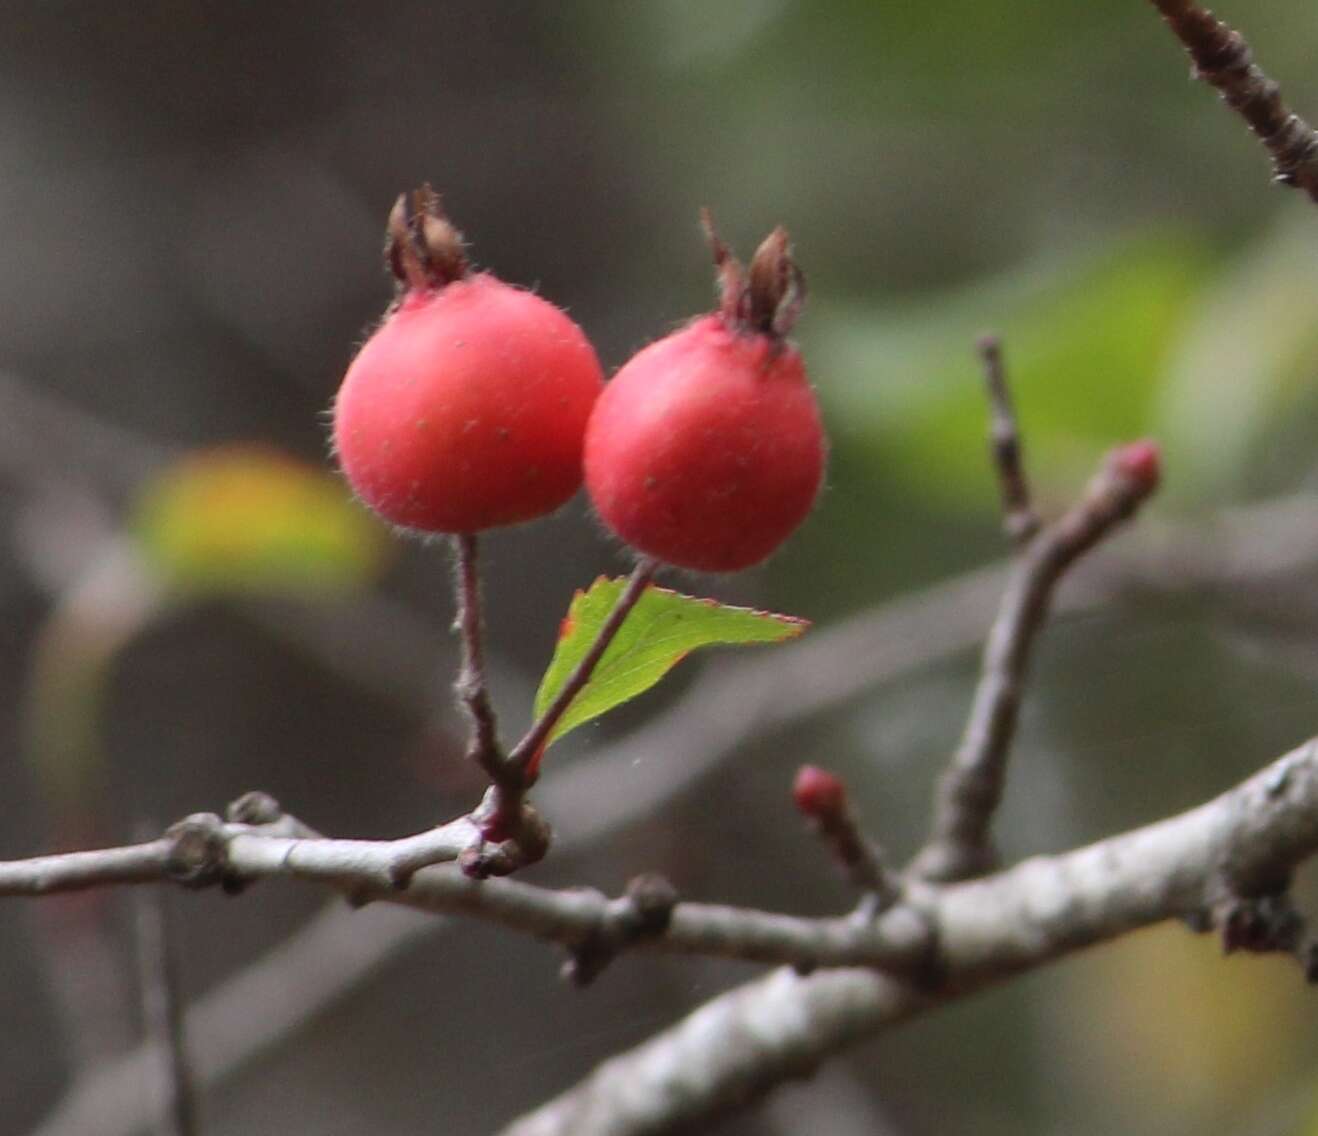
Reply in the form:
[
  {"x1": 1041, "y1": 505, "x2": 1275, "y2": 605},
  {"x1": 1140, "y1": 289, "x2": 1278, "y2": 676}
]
[{"x1": 533, "y1": 577, "x2": 808, "y2": 749}]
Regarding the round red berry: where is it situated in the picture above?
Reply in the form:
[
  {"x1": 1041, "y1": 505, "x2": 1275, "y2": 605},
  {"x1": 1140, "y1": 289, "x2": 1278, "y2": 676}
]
[
  {"x1": 333, "y1": 189, "x2": 603, "y2": 534},
  {"x1": 584, "y1": 222, "x2": 826, "y2": 572}
]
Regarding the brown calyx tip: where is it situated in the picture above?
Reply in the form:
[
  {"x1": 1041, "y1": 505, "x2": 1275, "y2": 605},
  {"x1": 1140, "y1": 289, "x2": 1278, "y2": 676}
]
[
  {"x1": 386, "y1": 184, "x2": 470, "y2": 292},
  {"x1": 700, "y1": 210, "x2": 805, "y2": 340},
  {"x1": 701, "y1": 207, "x2": 746, "y2": 326}
]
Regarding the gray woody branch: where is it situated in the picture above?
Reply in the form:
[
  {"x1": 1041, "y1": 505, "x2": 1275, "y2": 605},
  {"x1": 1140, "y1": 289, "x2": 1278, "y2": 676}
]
[
  {"x1": 7, "y1": 729, "x2": 1318, "y2": 1136},
  {"x1": 503, "y1": 735, "x2": 1318, "y2": 1136},
  {"x1": 0, "y1": 802, "x2": 933, "y2": 976}
]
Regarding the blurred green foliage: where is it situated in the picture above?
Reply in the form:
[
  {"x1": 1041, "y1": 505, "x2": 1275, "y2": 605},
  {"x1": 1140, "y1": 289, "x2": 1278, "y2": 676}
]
[{"x1": 811, "y1": 231, "x2": 1208, "y2": 508}]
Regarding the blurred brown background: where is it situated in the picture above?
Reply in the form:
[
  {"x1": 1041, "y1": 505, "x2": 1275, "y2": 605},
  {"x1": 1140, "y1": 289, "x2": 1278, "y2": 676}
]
[{"x1": 3, "y1": 2, "x2": 1318, "y2": 1134}]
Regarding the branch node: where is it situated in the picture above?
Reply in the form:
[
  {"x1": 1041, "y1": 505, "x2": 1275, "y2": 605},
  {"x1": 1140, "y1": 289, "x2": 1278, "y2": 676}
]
[
  {"x1": 164, "y1": 814, "x2": 230, "y2": 890},
  {"x1": 454, "y1": 795, "x2": 552, "y2": 881},
  {"x1": 1198, "y1": 879, "x2": 1318, "y2": 982},
  {"x1": 563, "y1": 874, "x2": 680, "y2": 987},
  {"x1": 622, "y1": 873, "x2": 680, "y2": 937},
  {"x1": 1216, "y1": 892, "x2": 1303, "y2": 956}
]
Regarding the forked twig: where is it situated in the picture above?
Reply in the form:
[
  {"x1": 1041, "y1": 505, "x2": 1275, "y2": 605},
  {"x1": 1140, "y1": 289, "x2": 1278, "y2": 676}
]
[{"x1": 912, "y1": 442, "x2": 1161, "y2": 881}]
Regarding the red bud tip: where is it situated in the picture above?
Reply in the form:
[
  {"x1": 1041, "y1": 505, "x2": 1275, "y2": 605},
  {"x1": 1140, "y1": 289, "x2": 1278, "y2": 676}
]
[
  {"x1": 793, "y1": 765, "x2": 847, "y2": 819},
  {"x1": 1111, "y1": 438, "x2": 1162, "y2": 494}
]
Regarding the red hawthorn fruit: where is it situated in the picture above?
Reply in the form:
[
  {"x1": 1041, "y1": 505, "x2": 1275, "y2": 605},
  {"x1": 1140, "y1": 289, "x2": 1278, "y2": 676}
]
[
  {"x1": 584, "y1": 217, "x2": 826, "y2": 572},
  {"x1": 333, "y1": 187, "x2": 604, "y2": 534}
]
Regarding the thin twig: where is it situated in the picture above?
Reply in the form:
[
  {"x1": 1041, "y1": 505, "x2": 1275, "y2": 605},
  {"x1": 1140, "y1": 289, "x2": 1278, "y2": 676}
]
[
  {"x1": 912, "y1": 443, "x2": 1161, "y2": 882},
  {"x1": 27, "y1": 903, "x2": 434, "y2": 1136},
  {"x1": 506, "y1": 557, "x2": 659, "y2": 777},
  {"x1": 451, "y1": 533, "x2": 503, "y2": 780},
  {"x1": 792, "y1": 766, "x2": 902, "y2": 917},
  {"x1": 132, "y1": 884, "x2": 197, "y2": 1136},
  {"x1": 1149, "y1": 0, "x2": 1318, "y2": 202},
  {"x1": 978, "y1": 335, "x2": 1038, "y2": 544}
]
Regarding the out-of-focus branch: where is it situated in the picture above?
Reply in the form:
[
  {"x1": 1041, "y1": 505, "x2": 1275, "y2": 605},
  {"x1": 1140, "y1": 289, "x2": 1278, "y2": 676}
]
[
  {"x1": 501, "y1": 735, "x2": 1318, "y2": 1136},
  {"x1": 760, "y1": 1064, "x2": 908, "y2": 1136},
  {"x1": 28, "y1": 902, "x2": 434, "y2": 1136},
  {"x1": 132, "y1": 884, "x2": 197, "y2": 1136},
  {"x1": 1149, "y1": 0, "x2": 1318, "y2": 201},
  {"x1": 977, "y1": 335, "x2": 1038, "y2": 544},
  {"x1": 912, "y1": 442, "x2": 1162, "y2": 882}
]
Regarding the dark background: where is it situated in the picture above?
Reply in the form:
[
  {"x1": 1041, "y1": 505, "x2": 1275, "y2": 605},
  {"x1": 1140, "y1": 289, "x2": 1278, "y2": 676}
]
[{"x1": 3, "y1": 2, "x2": 1318, "y2": 1133}]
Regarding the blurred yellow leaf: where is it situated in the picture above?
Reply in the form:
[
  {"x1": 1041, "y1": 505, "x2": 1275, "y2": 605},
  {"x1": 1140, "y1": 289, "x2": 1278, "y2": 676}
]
[
  {"x1": 133, "y1": 445, "x2": 389, "y2": 595},
  {"x1": 1045, "y1": 923, "x2": 1305, "y2": 1132}
]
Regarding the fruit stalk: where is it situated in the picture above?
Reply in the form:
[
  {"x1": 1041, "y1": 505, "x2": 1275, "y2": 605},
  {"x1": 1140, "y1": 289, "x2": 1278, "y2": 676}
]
[{"x1": 450, "y1": 533, "x2": 503, "y2": 780}]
